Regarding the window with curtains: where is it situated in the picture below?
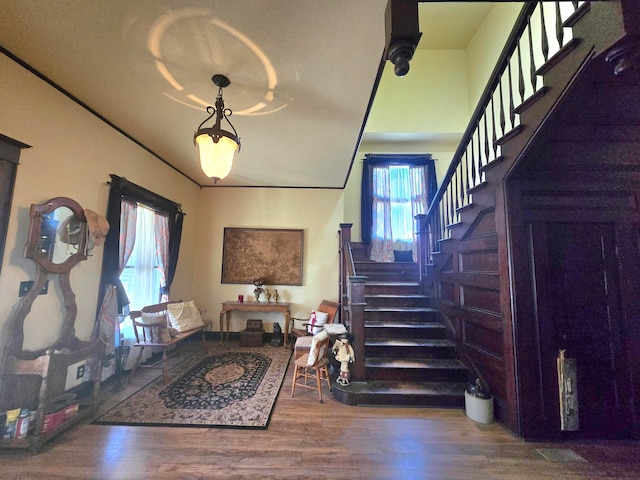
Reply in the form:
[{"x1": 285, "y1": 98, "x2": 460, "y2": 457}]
[
  {"x1": 361, "y1": 154, "x2": 437, "y2": 263},
  {"x1": 372, "y1": 164, "x2": 425, "y2": 243},
  {"x1": 118, "y1": 204, "x2": 167, "y2": 310},
  {"x1": 96, "y1": 174, "x2": 184, "y2": 377}
]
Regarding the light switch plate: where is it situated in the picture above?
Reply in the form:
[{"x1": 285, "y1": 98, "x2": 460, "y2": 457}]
[{"x1": 19, "y1": 280, "x2": 49, "y2": 297}]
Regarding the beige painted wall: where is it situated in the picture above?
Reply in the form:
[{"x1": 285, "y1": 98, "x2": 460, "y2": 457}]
[
  {"x1": 192, "y1": 188, "x2": 343, "y2": 334},
  {"x1": 0, "y1": 6, "x2": 522, "y2": 353},
  {"x1": 0, "y1": 54, "x2": 199, "y2": 352},
  {"x1": 0, "y1": 54, "x2": 347, "y2": 358},
  {"x1": 466, "y1": 3, "x2": 523, "y2": 109},
  {"x1": 344, "y1": 5, "x2": 522, "y2": 243},
  {"x1": 345, "y1": 50, "x2": 469, "y2": 243},
  {"x1": 365, "y1": 50, "x2": 469, "y2": 135}
]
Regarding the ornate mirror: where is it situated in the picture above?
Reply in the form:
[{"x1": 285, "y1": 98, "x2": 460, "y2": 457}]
[{"x1": 24, "y1": 197, "x2": 88, "y2": 274}]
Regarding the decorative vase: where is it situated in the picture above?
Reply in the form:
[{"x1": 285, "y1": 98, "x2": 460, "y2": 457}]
[{"x1": 254, "y1": 288, "x2": 263, "y2": 302}]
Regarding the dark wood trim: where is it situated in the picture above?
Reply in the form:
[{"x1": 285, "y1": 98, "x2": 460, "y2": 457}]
[{"x1": 0, "y1": 134, "x2": 30, "y2": 276}]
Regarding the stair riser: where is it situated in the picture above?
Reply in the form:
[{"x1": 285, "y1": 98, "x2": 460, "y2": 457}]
[
  {"x1": 364, "y1": 326, "x2": 447, "y2": 339},
  {"x1": 350, "y1": 246, "x2": 368, "y2": 260},
  {"x1": 336, "y1": 391, "x2": 465, "y2": 408},
  {"x1": 366, "y1": 296, "x2": 430, "y2": 307},
  {"x1": 365, "y1": 284, "x2": 421, "y2": 295},
  {"x1": 362, "y1": 273, "x2": 420, "y2": 282},
  {"x1": 356, "y1": 268, "x2": 418, "y2": 277},
  {"x1": 365, "y1": 345, "x2": 458, "y2": 359},
  {"x1": 365, "y1": 311, "x2": 438, "y2": 322},
  {"x1": 366, "y1": 367, "x2": 468, "y2": 383},
  {"x1": 355, "y1": 262, "x2": 418, "y2": 273}
]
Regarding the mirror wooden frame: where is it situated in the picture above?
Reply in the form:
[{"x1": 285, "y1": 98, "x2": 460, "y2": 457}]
[{"x1": 24, "y1": 197, "x2": 87, "y2": 274}]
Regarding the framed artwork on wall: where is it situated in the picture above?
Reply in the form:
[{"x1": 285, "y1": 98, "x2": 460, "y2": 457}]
[{"x1": 221, "y1": 228, "x2": 304, "y2": 285}]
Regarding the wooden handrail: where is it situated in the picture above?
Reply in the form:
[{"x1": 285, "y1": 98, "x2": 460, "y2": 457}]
[{"x1": 421, "y1": 1, "x2": 586, "y2": 267}]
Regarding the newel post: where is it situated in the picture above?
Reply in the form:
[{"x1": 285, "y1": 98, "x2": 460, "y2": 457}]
[
  {"x1": 414, "y1": 214, "x2": 427, "y2": 286},
  {"x1": 348, "y1": 275, "x2": 367, "y2": 381},
  {"x1": 339, "y1": 223, "x2": 353, "y2": 314}
]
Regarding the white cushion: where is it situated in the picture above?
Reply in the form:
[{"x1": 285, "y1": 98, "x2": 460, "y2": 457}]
[
  {"x1": 294, "y1": 335, "x2": 313, "y2": 360},
  {"x1": 323, "y1": 323, "x2": 347, "y2": 335},
  {"x1": 137, "y1": 312, "x2": 169, "y2": 343},
  {"x1": 306, "y1": 310, "x2": 329, "y2": 335},
  {"x1": 307, "y1": 330, "x2": 329, "y2": 366},
  {"x1": 167, "y1": 300, "x2": 204, "y2": 332},
  {"x1": 139, "y1": 312, "x2": 166, "y2": 325}
]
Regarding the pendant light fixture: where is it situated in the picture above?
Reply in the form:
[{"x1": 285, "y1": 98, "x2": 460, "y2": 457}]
[{"x1": 194, "y1": 74, "x2": 241, "y2": 183}]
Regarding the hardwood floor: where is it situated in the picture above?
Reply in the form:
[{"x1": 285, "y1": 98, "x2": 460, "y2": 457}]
[{"x1": 1, "y1": 341, "x2": 638, "y2": 479}]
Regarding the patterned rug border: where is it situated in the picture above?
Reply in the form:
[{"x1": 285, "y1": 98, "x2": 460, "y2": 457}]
[{"x1": 93, "y1": 344, "x2": 292, "y2": 430}]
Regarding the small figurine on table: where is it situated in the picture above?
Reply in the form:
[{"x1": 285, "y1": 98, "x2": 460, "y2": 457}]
[
  {"x1": 332, "y1": 334, "x2": 355, "y2": 385},
  {"x1": 264, "y1": 289, "x2": 272, "y2": 303},
  {"x1": 273, "y1": 289, "x2": 279, "y2": 303}
]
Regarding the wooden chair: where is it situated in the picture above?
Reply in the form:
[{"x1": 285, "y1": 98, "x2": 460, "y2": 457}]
[
  {"x1": 129, "y1": 301, "x2": 208, "y2": 384},
  {"x1": 291, "y1": 331, "x2": 332, "y2": 402},
  {"x1": 289, "y1": 300, "x2": 340, "y2": 341}
]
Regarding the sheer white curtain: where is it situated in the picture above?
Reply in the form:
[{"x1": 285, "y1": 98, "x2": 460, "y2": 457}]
[
  {"x1": 125, "y1": 206, "x2": 158, "y2": 310},
  {"x1": 370, "y1": 164, "x2": 427, "y2": 262},
  {"x1": 119, "y1": 204, "x2": 165, "y2": 368}
]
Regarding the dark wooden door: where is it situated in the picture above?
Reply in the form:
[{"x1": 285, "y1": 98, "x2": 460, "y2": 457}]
[{"x1": 533, "y1": 222, "x2": 631, "y2": 439}]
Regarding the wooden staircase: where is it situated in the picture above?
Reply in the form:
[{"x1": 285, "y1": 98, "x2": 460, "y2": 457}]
[
  {"x1": 332, "y1": 247, "x2": 469, "y2": 407},
  {"x1": 405, "y1": 1, "x2": 640, "y2": 439},
  {"x1": 336, "y1": 3, "x2": 640, "y2": 437}
]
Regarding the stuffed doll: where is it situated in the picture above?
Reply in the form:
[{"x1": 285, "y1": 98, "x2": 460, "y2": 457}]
[{"x1": 332, "y1": 335, "x2": 355, "y2": 385}]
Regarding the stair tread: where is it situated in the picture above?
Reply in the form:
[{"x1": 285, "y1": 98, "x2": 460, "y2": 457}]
[
  {"x1": 365, "y1": 338, "x2": 455, "y2": 347},
  {"x1": 343, "y1": 381, "x2": 466, "y2": 396},
  {"x1": 366, "y1": 358, "x2": 466, "y2": 369}
]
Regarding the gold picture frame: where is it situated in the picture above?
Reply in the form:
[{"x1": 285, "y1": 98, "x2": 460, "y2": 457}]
[{"x1": 221, "y1": 228, "x2": 304, "y2": 285}]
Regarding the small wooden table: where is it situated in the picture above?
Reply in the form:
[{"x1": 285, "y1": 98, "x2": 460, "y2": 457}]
[{"x1": 219, "y1": 301, "x2": 292, "y2": 346}]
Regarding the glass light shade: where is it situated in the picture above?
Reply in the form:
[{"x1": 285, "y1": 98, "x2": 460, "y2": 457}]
[{"x1": 196, "y1": 133, "x2": 238, "y2": 181}]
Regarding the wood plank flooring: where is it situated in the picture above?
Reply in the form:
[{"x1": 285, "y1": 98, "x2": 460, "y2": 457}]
[{"x1": 0, "y1": 341, "x2": 638, "y2": 479}]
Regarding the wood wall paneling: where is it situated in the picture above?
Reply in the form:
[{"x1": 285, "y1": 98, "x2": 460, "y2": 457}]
[
  {"x1": 463, "y1": 208, "x2": 496, "y2": 240},
  {"x1": 439, "y1": 280, "x2": 456, "y2": 304},
  {"x1": 460, "y1": 284, "x2": 500, "y2": 314},
  {"x1": 462, "y1": 320, "x2": 504, "y2": 358}
]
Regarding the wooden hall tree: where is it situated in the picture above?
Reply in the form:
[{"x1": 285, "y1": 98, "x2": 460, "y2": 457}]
[{"x1": 0, "y1": 197, "x2": 103, "y2": 453}]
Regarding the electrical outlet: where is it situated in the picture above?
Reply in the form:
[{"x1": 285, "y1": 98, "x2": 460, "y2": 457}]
[{"x1": 76, "y1": 365, "x2": 85, "y2": 380}]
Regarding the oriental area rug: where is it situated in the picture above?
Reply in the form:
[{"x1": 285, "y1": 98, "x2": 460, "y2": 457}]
[{"x1": 93, "y1": 344, "x2": 292, "y2": 429}]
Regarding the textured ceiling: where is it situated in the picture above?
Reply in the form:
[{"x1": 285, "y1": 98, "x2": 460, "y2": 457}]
[{"x1": 0, "y1": 1, "x2": 493, "y2": 188}]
